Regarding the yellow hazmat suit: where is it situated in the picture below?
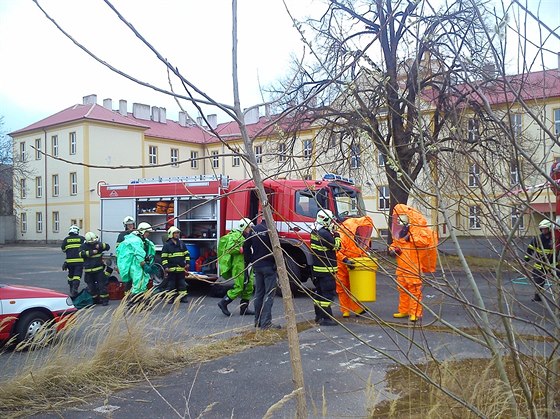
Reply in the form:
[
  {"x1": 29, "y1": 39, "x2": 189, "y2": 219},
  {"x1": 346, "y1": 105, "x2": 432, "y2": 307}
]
[
  {"x1": 336, "y1": 216, "x2": 374, "y2": 316},
  {"x1": 389, "y1": 204, "x2": 437, "y2": 320}
]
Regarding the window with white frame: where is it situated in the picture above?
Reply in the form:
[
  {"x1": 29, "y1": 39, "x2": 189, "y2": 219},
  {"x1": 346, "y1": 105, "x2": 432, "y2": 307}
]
[
  {"x1": 350, "y1": 144, "x2": 361, "y2": 169},
  {"x1": 468, "y1": 163, "x2": 480, "y2": 187},
  {"x1": 190, "y1": 151, "x2": 198, "y2": 169},
  {"x1": 20, "y1": 179, "x2": 26, "y2": 199},
  {"x1": 170, "y1": 148, "x2": 179, "y2": 166},
  {"x1": 52, "y1": 211, "x2": 60, "y2": 233},
  {"x1": 232, "y1": 148, "x2": 240, "y2": 167},
  {"x1": 378, "y1": 185, "x2": 390, "y2": 210},
  {"x1": 35, "y1": 138, "x2": 41, "y2": 160},
  {"x1": 554, "y1": 109, "x2": 560, "y2": 136},
  {"x1": 468, "y1": 205, "x2": 481, "y2": 229},
  {"x1": 36, "y1": 212, "x2": 43, "y2": 233},
  {"x1": 70, "y1": 172, "x2": 77, "y2": 195},
  {"x1": 20, "y1": 142, "x2": 26, "y2": 161},
  {"x1": 21, "y1": 213, "x2": 27, "y2": 233},
  {"x1": 51, "y1": 135, "x2": 58, "y2": 157},
  {"x1": 510, "y1": 113, "x2": 522, "y2": 139},
  {"x1": 148, "y1": 146, "x2": 158, "y2": 165},
  {"x1": 510, "y1": 161, "x2": 520, "y2": 186},
  {"x1": 278, "y1": 143, "x2": 287, "y2": 163},
  {"x1": 378, "y1": 151, "x2": 386, "y2": 167},
  {"x1": 211, "y1": 150, "x2": 219, "y2": 168},
  {"x1": 255, "y1": 145, "x2": 263, "y2": 164},
  {"x1": 52, "y1": 174, "x2": 59, "y2": 196},
  {"x1": 71, "y1": 218, "x2": 77, "y2": 226},
  {"x1": 35, "y1": 176, "x2": 42, "y2": 198},
  {"x1": 69, "y1": 132, "x2": 77, "y2": 155},
  {"x1": 468, "y1": 118, "x2": 480, "y2": 142},
  {"x1": 303, "y1": 140, "x2": 312, "y2": 160},
  {"x1": 511, "y1": 207, "x2": 524, "y2": 230}
]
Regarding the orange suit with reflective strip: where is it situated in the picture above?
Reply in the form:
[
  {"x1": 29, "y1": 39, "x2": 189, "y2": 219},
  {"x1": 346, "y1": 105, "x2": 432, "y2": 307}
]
[{"x1": 336, "y1": 216, "x2": 374, "y2": 315}]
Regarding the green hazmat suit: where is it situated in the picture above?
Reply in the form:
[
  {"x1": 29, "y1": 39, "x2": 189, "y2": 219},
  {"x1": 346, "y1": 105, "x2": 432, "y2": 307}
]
[
  {"x1": 116, "y1": 233, "x2": 156, "y2": 295},
  {"x1": 218, "y1": 229, "x2": 253, "y2": 300}
]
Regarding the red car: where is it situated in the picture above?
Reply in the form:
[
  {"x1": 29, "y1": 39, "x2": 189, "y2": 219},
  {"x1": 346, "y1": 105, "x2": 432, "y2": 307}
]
[{"x1": 0, "y1": 284, "x2": 77, "y2": 344}]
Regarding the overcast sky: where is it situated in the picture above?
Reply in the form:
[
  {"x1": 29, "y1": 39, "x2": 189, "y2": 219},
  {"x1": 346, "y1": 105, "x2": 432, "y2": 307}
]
[{"x1": 0, "y1": 0, "x2": 558, "y2": 134}]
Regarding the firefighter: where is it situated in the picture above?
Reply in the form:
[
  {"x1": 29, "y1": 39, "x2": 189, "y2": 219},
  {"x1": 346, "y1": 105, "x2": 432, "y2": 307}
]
[
  {"x1": 524, "y1": 219, "x2": 557, "y2": 302},
  {"x1": 388, "y1": 204, "x2": 435, "y2": 322},
  {"x1": 116, "y1": 222, "x2": 156, "y2": 301},
  {"x1": 79, "y1": 232, "x2": 111, "y2": 305},
  {"x1": 116, "y1": 216, "x2": 135, "y2": 248},
  {"x1": 217, "y1": 218, "x2": 255, "y2": 316},
  {"x1": 161, "y1": 226, "x2": 189, "y2": 303},
  {"x1": 336, "y1": 216, "x2": 374, "y2": 317},
  {"x1": 61, "y1": 224, "x2": 85, "y2": 298},
  {"x1": 310, "y1": 209, "x2": 341, "y2": 326}
]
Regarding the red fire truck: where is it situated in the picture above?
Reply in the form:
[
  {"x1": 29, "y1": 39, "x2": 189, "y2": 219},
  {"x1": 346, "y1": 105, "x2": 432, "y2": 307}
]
[{"x1": 98, "y1": 174, "x2": 366, "y2": 288}]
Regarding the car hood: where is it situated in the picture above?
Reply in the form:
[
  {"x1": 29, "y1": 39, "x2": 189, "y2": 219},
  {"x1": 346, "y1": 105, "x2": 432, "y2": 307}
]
[{"x1": 0, "y1": 284, "x2": 69, "y2": 299}]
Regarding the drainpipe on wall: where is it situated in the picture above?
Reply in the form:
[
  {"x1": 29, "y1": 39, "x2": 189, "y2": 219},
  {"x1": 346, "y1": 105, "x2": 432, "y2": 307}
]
[{"x1": 43, "y1": 129, "x2": 48, "y2": 244}]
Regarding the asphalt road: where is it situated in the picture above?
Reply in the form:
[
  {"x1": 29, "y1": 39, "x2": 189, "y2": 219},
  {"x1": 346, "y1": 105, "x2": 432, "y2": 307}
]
[{"x1": 0, "y1": 245, "x2": 555, "y2": 417}]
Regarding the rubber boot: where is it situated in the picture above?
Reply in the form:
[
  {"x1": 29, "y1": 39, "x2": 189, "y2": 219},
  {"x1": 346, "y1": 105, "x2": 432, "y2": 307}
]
[
  {"x1": 318, "y1": 306, "x2": 337, "y2": 326},
  {"x1": 314, "y1": 306, "x2": 322, "y2": 323},
  {"x1": 218, "y1": 296, "x2": 233, "y2": 316},
  {"x1": 240, "y1": 299, "x2": 254, "y2": 315},
  {"x1": 71, "y1": 281, "x2": 80, "y2": 299}
]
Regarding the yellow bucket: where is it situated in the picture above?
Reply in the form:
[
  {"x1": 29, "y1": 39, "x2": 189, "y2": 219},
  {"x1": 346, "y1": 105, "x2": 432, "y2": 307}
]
[{"x1": 348, "y1": 257, "x2": 377, "y2": 302}]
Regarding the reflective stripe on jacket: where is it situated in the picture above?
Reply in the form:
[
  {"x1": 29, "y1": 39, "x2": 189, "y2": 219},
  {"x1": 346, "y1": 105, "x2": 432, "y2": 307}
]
[
  {"x1": 525, "y1": 233, "x2": 557, "y2": 270},
  {"x1": 161, "y1": 238, "x2": 190, "y2": 272},
  {"x1": 61, "y1": 234, "x2": 85, "y2": 264},
  {"x1": 79, "y1": 242, "x2": 110, "y2": 272},
  {"x1": 311, "y1": 227, "x2": 340, "y2": 275}
]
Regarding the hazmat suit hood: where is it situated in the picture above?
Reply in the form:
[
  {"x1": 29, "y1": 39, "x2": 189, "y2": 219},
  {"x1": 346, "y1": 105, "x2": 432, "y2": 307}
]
[
  {"x1": 391, "y1": 204, "x2": 427, "y2": 239},
  {"x1": 337, "y1": 216, "x2": 375, "y2": 260}
]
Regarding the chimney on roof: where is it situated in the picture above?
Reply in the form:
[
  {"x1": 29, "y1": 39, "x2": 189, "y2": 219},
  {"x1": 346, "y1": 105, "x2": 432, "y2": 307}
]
[
  {"x1": 119, "y1": 100, "x2": 127, "y2": 116},
  {"x1": 133, "y1": 103, "x2": 151, "y2": 120},
  {"x1": 208, "y1": 114, "x2": 217, "y2": 129},
  {"x1": 196, "y1": 116, "x2": 206, "y2": 127},
  {"x1": 151, "y1": 106, "x2": 160, "y2": 122},
  {"x1": 83, "y1": 94, "x2": 97, "y2": 105},
  {"x1": 265, "y1": 103, "x2": 271, "y2": 120},
  {"x1": 178, "y1": 111, "x2": 188, "y2": 127},
  {"x1": 243, "y1": 107, "x2": 260, "y2": 125},
  {"x1": 159, "y1": 107, "x2": 166, "y2": 123},
  {"x1": 103, "y1": 98, "x2": 113, "y2": 110}
]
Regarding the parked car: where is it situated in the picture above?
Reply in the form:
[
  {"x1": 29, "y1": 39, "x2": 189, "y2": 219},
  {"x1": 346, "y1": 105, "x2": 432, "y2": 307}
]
[{"x1": 0, "y1": 284, "x2": 77, "y2": 345}]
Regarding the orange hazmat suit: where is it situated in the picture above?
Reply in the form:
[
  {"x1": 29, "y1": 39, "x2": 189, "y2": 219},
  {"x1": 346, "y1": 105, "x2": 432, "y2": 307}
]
[
  {"x1": 389, "y1": 204, "x2": 437, "y2": 319},
  {"x1": 336, "y1": 216, "x2": 374, "y2": 315}
]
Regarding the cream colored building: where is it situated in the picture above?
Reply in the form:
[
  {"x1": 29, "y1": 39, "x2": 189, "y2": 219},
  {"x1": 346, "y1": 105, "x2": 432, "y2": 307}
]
[{"x1": 10, "y1": 69, "x2": 560, "y2": 243}]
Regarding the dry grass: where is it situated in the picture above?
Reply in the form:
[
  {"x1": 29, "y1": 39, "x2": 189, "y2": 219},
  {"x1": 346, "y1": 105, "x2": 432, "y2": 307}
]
[
  {"x1": 0, "y1": 292, "x2": 294, "y2": 418},
  {"x1": 369, "y1": 356, "x2": 559, "y2": 418}
]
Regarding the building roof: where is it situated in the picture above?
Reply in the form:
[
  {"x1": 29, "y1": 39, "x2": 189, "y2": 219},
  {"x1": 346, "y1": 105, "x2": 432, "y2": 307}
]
[
  {"x1": 425, "y1": 69, "x2": 560, "y2": 107},
  {"x1": 9, "y1": 103, "x2": 149, "y2": 136},
  {"x1": 9, "y1": 102, "x2": 289, "y2": 145}
]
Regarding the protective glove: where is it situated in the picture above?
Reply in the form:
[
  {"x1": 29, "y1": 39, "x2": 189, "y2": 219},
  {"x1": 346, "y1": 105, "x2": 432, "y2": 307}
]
[
  {"x1": 398, "y1": 225, "x2": 410, "y2": 240},
  {"x1": 342, "y1": 257, "x2": 356, "y2": 270},
  {"x1": 389, "y1": 247, "x2": 402, "y2": 257},
  {"x1": 62, "y1": 261, "x2": 68, "y2": 271}
]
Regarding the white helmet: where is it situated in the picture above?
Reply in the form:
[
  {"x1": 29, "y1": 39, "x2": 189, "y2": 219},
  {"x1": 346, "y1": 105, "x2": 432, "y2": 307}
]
[
  {"x1": 238, "y1": 218, "x2": 253, "y2": 231},
  {"x1": 137, "y1": 222, "x2": 153, "y2": 234},
  {"x1": 539, "y1": 219, "x2": 553, "y2": 230},
  {"x1": 316, "y1": 209, "x2": 334, "y2": 227},
  {"x1": 85, "y1": 231, "x2": 98, "y2": 242},
  {"x1": 123, "y1": 216, "x2": 135, "y2": 227},
  {"x1": 167, "y1": 226, "x2": 180, "y2": 239},
  {"x1": 68, "y1": 225, "x2": 80, "y2": 235}
]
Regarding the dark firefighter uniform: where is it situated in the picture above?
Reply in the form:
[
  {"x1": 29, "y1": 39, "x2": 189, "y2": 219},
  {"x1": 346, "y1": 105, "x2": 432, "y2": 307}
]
[
  {"x1": 61, "y1": 233, "x2": 85, "y2": 297},
  {"x1": 524, "y1": 229, "x2": 556, "y2": 302},
  {"x1": 79, "y1": 240, "x2": 111, "y2": 305},
  {"x1": 310, "y1": 225, "x2": 341, "y2": 325},
  {"x1": 161, "y1": 238, "x2": 190, "y2": 302}
]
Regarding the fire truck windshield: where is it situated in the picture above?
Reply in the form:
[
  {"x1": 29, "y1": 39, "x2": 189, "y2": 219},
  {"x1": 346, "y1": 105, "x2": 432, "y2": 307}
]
[{"x1": 330, "y1": 184, "x2": 365, "y2": 219}]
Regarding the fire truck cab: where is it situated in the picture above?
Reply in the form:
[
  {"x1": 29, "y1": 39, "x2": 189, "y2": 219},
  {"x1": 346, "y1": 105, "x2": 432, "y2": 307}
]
[{"x1": 98, "y1": 174, "x2": 366, "y2": 288}]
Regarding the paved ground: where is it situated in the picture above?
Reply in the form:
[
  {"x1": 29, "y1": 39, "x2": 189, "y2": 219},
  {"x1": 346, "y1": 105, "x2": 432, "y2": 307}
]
[{"x1": 0, "y1": 246, "x2": 555, "y2": 418}]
